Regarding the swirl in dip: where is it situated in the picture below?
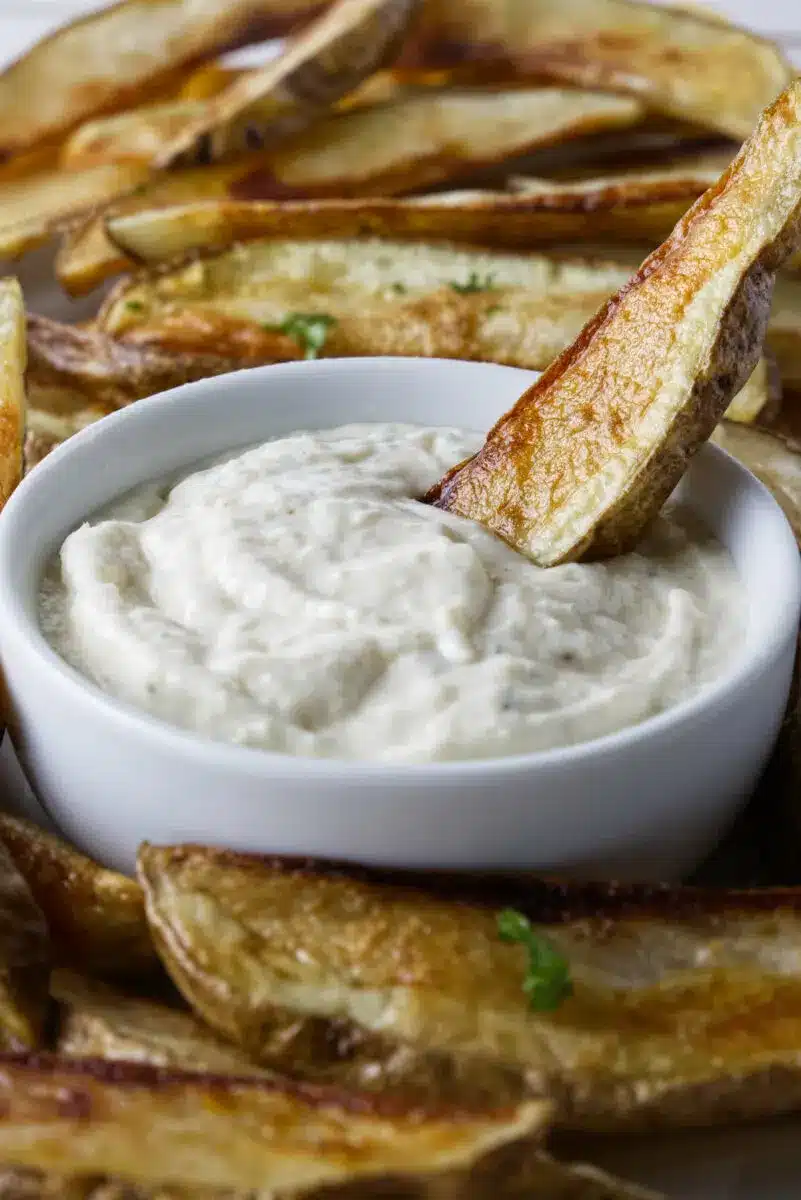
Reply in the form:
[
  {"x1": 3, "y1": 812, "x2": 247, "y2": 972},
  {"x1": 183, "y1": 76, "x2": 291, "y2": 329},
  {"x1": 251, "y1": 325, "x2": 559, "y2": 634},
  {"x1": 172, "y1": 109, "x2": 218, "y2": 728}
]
[{"x1": 38, "y1": 422, "x2": 743, "y2": 762}]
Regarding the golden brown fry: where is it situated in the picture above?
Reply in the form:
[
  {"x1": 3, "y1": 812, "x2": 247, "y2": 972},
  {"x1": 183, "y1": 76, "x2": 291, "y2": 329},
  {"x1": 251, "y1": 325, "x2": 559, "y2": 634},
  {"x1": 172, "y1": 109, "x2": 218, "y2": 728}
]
[
  {"x1": 27, "y1": 315, "x2": 242, "y2": 412},
  {"x1": 711, "y1": 422, "x2": 801, "y2": 540},
  {"x1": 429, "y1": 82, "x2": 801, "y2": 566},
  {"x1": 0, "y1": 838, "x2": 49, "y2": 1052},
  {"x1": 0, "y1": 1, "x2": 320, "y2": 158},
  {"x1": 0, "y1": 1051, "x2": 547, "y2": 1192},
  {"x1": 23, "y1": 408, "x2": 107, "y2": 475},
  {"x1": 0, "y1": 279, "x2": 25, "y2": 510},
  {"x1": 103, "y1": 169, "x2": 733, "y2": 267},
  {"x1": 399, "y1": 0, "x2": 792, "y2": 139},
  {"x1": 53, "y1": 970, "x2": 271, "y2": 1076},
  {"x1": 94, "y1": 237, "x2": 773, "y2": 429},
  {"x1": 0, "y1": 1156, "x2": 662, "y2": 1200},
  {"x1": 138, "y1": 844, "x2": 801, "y2": 1131},
  {"x1": 159, "y1": 0, "x2": 420, "y2": 167},
  {"x1": 0, "y1": 161, "x2": 148, "y2": 260},
  {"x1": 0, "y1": 815, "x2": 157, "y2": 983}
]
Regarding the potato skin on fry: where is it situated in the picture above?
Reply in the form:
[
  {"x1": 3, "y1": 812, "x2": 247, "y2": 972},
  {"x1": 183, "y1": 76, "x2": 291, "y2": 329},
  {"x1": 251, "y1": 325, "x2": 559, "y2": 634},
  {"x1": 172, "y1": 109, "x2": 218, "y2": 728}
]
[
  {"x1": 0, "y1": 816, "x2": 157, "y2": 984},
  {"x1": 0, "y1": 840, "x2": 49, "y2": 1052},
  {"x1": 138, "y1": 843, "x2": 801, "y2": 1132},
  {"x1": 431, "y1": 82, "x2": 801, "y2": 565}
]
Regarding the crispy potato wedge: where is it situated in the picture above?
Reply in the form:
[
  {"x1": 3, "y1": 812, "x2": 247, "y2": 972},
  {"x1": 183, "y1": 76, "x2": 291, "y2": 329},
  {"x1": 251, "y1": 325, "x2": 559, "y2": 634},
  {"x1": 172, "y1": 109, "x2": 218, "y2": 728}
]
[
  {"x1": 103, "y1": 167, "x2": 736, "y2": 266},
  {"x1": 159, "y1": 0, "x2": 419, "y2": 168},
  {"x1": 139, "y1": 845, "x2": 801, "y2": 1131},
  {"x1": 95, "y1": 237, "x2": 773, "y2": 425},
  {"x1": 53, "y1": 971, "x2": 271, "y2": 1077},
  {"x1": 56, "y1": 87, "x2": 642, "y2": 295},
  {"x1": 0, "y1": 279, "x2": 26, "y2": 509},
  {"x1": 429, "y1": 81, "x2": 801, "y2": 566},
  {"x1": 399, "y1": 0, "x2": 793, "y2": 139},
  {"x1": 0, "y1": 816, "x2": 157, "y2": 983},
  {"x1": 220, "y1": 87, "x2": 644, "y2": 200},
  {"x1": 24, "y1": 408, "x2": 106, "y2": 475},
  {"x1": 27, "y1": 316, "x2": 241, "y2": 413},
  {"x1": 0, "y1": 161, "x2": 149, "y2": 261},
  {"x1": 0, "y1": 837, "x2": 49, "y2": 1052},
  {"x1": 711, "y1": 422, "x2": 801, "y2": 541},
  {"x1": 0, "y1": 1051, "x2": 547, "y2": 1192},
  {"x1": 0, "y1": 1159, "x2": 662, "y2": 1200},
  {"x1": 95, "y1": 238, "x2": 637, "y2": 360},
  {"x1": 0, "y1": 1, "x2": 320, "y2": 158}
]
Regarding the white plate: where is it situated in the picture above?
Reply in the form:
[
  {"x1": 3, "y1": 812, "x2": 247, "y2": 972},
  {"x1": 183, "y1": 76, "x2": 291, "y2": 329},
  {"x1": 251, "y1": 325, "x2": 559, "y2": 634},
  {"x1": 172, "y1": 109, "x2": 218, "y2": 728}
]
[{"x1": 1, "y1": 3, "x2": 801, "y2": 1195}]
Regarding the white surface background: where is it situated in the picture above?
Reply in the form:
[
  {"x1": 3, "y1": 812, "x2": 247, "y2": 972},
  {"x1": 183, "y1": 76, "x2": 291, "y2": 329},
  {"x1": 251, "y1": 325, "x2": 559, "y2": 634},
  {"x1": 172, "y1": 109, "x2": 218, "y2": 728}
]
[{"x1": 1, "y1": 1, "x2": 801, "y2": 1197}]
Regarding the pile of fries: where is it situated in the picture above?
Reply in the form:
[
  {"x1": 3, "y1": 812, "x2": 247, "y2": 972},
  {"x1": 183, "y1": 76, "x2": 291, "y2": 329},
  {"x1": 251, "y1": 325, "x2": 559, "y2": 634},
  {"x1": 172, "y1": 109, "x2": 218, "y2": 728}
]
[
  {"x1": 0, "y1": 0, "x2": 793, "y2": 518},
  {"x1": 6, "y1": 809, "x2": 801, "y2": 1199}
]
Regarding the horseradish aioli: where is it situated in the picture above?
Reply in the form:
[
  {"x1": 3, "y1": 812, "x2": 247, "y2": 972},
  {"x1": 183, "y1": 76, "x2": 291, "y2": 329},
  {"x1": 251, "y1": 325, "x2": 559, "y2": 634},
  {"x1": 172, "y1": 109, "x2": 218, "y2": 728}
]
[{"x1": 39, "y1": 423, "x2": 743, "y2": 762}]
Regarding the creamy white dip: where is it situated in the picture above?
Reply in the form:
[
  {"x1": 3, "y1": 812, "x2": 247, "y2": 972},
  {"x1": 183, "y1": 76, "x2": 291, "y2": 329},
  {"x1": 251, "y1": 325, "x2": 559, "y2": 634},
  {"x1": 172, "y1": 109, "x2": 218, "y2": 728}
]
[{"x1": 39, "y1": 422, "x2": 743, "y2": 762}]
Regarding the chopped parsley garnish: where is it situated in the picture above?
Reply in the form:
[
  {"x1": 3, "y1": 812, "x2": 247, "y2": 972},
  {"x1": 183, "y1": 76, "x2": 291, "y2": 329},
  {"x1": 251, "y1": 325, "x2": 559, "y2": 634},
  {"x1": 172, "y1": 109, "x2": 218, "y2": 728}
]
[
  {"x1": 450, "y1": 272, "x2": 495, "y2": 295},
  {"x1": 265, "y1": 312, "x2": 336, "y2": 360},
  {"x1": 125, "y1": 300, "x2": 145, "y2": 313},
  {"x1": 390, "y1": 281, "x2": 407, "y2": 294},
  {"x1": 497, "y1": 908, "x2": 573, "y2": 1013}
]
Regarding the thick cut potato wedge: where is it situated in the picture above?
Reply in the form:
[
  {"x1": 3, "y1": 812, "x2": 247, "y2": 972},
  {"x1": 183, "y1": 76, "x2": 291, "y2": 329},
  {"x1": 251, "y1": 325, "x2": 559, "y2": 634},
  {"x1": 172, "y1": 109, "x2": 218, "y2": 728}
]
[
  {"x1": 711, "y1": 422, "x2": 801, "y2": 541},
  {"x1": 400, "y1": 0, "x2": 793, "y2": 139},
  {"x1": 103, "y1": 162, "x2": 735, "y2": 266},
  {"x1": 159, "y1": 0, "x2": 420, "y2": 167},
  {"x1": 56, "y1": 87, "x2": 642, "y2": 294},
  {"x1": 95, "y1": 237, "x2": 773, "y2": 425},
  {"x1": 0, "y1": 1051, "x2": 547, "y2": 1192},
  {"x1": 0, "y1": 162, "x2": 149, "y2": 261},
  {"x1": 430, "y1": 82, "x2": 801, "y2": 566},
  {"x1": 139, "y1": 843, "x2": 801, "y2": 1132},
  {"x1": 0, "y1": 279, "x2": 25, "y2": 510},
  {"x1": 0, "y1": 816, "x2": 156, "y2": 983},
  {"x1": 0, "y1": 1, "x2": 320, "y2": 157},
  {"x1": 24, "y1": 408, "x2": 106, "y2": 475},
  {"x1": 53, "y1": 971, "x2": 271, "y2": 1076},
  {"x1": 0, "y1": 837, "x2": 49, "y2": 1052},
  {"x1": 0, "y1": 1158, "x2": 662, "y2": 1200},
  {"x1": 49, "y1": 972, "x2": 659, "y2": 1199},
  {"x1": 27, "y1": 316, "x2": 242, "y2": 414}
]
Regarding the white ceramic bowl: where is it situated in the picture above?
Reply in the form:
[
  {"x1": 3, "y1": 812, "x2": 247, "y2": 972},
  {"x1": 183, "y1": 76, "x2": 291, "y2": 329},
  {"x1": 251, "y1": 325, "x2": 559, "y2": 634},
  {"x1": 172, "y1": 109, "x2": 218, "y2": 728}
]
[{"x1": 0, "y1": 357, "x2": 798, "y2": 880}]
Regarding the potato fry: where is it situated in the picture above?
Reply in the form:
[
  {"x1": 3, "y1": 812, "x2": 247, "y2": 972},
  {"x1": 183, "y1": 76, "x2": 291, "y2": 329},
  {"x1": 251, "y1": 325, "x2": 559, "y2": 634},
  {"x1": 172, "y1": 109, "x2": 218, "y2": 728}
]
[
  {"x1": 94, "y1": 236, "x2": 773, "y2": 428},
  {"x1": 0, "y1": 279, "x2": 25, "y2": 509},
  {"x1": 0, "y1": 1, "x2": 323, "y2": 157},
  {"x1": 139, "y1": 843, "x2": 801, "y2": 1131},
  {"x1": 0, "y1": 1051, "x2": 547, "y2": 1193},
  {"x1": 103, "y1": 168, "x2": 735, "y2": 266},
  {"x1": 159, "y1": 0, "x2": 420, "y2": 167},
  {"x1": 0, "y1": 815, "x2": 157, "y2": 983},
  {"x1": 399, "y1": 0, "x2": 792, "y2": 139},
  {"x1": 429, "y1": 81, "x2": 801, "y2": 565},
  {"x1": 0, "y1": 161, "x2": 149, "y2": 261},
  {"x1": 0, "y1": 838, "x2": 49, "y2": 1052}
]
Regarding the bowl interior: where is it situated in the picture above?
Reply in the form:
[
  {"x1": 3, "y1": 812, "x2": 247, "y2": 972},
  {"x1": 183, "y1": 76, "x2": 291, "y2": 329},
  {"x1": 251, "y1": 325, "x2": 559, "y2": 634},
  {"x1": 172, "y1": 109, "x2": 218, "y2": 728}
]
[{"x1": 1, "y1": 356, "x2": 799, "y2": 750}]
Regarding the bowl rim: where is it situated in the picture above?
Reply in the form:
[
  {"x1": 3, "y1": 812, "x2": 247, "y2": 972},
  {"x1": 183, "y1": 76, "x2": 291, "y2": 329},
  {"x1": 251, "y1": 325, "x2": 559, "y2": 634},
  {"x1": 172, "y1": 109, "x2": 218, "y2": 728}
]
[{"x1": 2, "y1": 355, "x2": 799, "y2": 778}]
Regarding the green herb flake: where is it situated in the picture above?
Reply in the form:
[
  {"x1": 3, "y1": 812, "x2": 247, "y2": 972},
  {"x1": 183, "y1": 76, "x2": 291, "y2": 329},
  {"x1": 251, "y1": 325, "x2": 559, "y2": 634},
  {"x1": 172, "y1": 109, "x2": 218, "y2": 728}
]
[
  {"x1": 265, "y1": 312, "x2": 337, "y2": 360},
  {"x1": 497, "y1": 908, "x2": 573, "y2": 1013},
  {"x1": 486, "y1": 304, "x2": 502, "y2": 315},
  {"x1": 125, "y1": 300, "x2": 145, "y2": 313},
  {"x1": 390, "y1": 282, "x2": 407, "y2": 294},
  {"x1": 450, "y1": 272, "x2": 496, "y2": 295}
]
